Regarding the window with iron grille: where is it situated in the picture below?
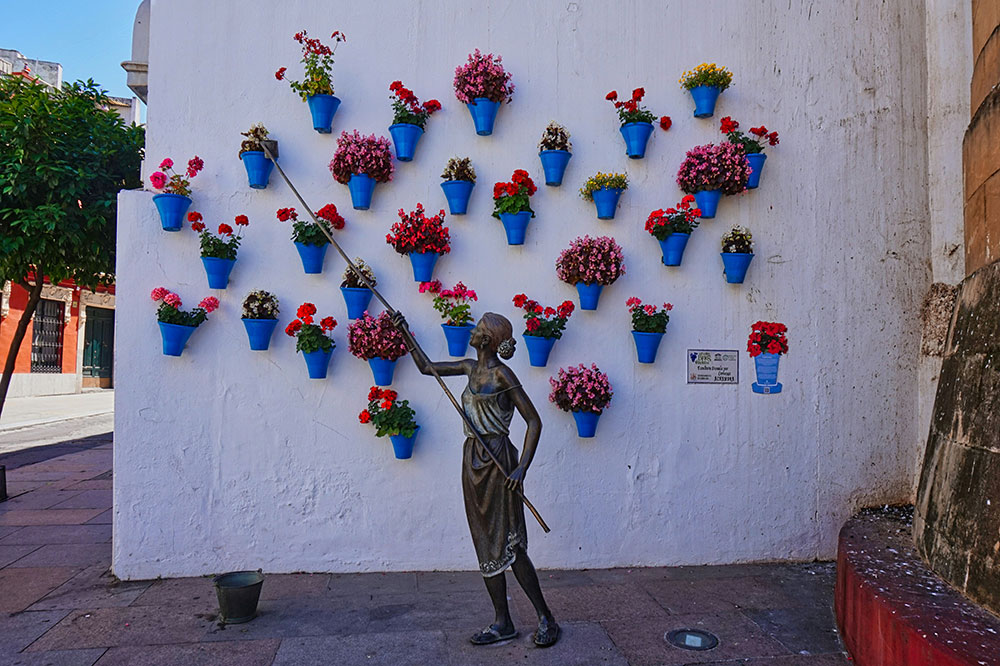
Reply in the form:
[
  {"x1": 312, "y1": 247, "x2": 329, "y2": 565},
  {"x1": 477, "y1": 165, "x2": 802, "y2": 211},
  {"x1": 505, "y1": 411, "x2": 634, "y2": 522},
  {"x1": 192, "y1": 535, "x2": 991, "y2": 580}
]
[{"x1": 31, "y1": 299, "x2": 64, "y2": 373}]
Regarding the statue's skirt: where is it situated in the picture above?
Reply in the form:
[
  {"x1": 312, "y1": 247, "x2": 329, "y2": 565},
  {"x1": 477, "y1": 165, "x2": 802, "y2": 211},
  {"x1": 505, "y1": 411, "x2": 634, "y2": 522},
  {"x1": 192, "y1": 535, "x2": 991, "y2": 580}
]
[{"x1": 462, "y1": 434, "x2": 527, "y2": 577}]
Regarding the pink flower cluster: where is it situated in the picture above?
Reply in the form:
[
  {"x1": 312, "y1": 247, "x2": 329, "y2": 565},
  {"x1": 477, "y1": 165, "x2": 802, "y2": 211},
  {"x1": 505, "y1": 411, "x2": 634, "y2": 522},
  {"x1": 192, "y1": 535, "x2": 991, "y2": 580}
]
[
  {"x1": 676, "y1": 142, "x2": 751, "y2": 195},
  {"x1": 149, "y1": 156, "x2": 204, "y2": 197},
  {"x1": 549, "y1": 363, "x2": 613, "y2": 414},
  {"x1": 329, "y1": 131, "x2": 394, "y2": 184},
  {"x1": 555, "y1": 235, "x2": 626, "y2": 287},
  {"x1": 453, "y1": 49, "x2": 514, "y2": 104},
  {"x1": 347, "y1": 311, "x2": 409, "y2": 361}
]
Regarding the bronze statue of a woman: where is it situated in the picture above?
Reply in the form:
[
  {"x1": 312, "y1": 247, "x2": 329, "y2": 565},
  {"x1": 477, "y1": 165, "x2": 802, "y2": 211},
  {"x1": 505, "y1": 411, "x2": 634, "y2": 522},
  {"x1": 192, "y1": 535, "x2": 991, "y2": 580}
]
[{"x1": 394, "y1": 311, "x2": 560, "y2": 647}]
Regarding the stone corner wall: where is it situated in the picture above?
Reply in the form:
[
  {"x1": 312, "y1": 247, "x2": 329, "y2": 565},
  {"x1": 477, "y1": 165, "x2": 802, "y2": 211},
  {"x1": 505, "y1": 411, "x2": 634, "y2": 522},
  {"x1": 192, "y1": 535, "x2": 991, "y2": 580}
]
[{"x1": 914, "y1": 258, "x2": 1000, "y2": 615}]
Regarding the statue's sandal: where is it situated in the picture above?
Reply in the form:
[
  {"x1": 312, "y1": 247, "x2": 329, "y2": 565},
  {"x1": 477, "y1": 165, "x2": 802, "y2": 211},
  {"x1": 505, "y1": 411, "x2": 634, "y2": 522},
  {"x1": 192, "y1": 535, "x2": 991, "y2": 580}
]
[
  {"x1": 533, "y1": 620, "x2": 561, "y2": 647},
  {"x1": 470, "y1": 625, "x2": 518, "y2": 645}
]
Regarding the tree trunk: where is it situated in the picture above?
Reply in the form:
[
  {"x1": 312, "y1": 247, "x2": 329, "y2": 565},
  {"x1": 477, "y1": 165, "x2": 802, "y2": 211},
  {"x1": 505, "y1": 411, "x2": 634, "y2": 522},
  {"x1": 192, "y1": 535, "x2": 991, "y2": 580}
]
[{"x1": 0, "y1": 275, "x2": 45, "y2": 419}]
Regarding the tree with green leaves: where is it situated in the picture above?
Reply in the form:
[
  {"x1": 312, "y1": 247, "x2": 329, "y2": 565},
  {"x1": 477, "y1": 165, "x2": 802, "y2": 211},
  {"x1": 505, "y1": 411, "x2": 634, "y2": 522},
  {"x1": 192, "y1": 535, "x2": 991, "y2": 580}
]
[{"x1": 0, "y1": 77, "x2": 144, "y2": 416}]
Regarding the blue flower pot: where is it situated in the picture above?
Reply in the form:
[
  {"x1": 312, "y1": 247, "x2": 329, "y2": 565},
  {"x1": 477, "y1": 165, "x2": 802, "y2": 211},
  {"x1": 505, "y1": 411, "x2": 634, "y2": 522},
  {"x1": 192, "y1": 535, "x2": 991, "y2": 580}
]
[
  {"x1": 572, "y1": 410, "x2": 601, "y2": 438},
  {"x1": 752, "y1": 352, "x2": 782, "y2": 394},
  {"x1": 369, "y1": 357, "x2": 398, "y2": 386},
  {"x1": 539, "y1": 150, "x2": 571, "y2": 186},
  {"x1": 341, "y1": 287, "x2": 373, "y2": 319},
  {"x1": 307, "y1": 94, "x2": 341, "y2": 133},
  {"x1": 442, "y1": 324, "x2": 474, "y2": 357},
  {"x1": 348, "y1": 174, "x2": 376, "y2": 210},
  {"x1": 240, "y1": 151, "x2": 273, "y2": 189},
  {"x1": 389, "y1": 123, "x2": 424, "y2": 162},
  {"x1": 242, "y1": 318, "x2": 278, "y2": 351},
  {"x1": 592, "y1": 187, "x2": 623, "y2": 220},
  {"x1": 499, "y1": 211, "x2": 531, "y2": 245},
  {"x1": 694, "y1": 189, "x2": 722, "y2": 219},
  {"x1": 746, "y1": 153, "x2": 767, "y2": 189},
  {"x1": 201, "y1": 257, "x2": 236, "y2": 289},
  {"x1": 631, "y1": 330, "x2": 665, "y2": 364},
  {"x1": 408, "y1": 252, "x2": 439, "y2": 282},
  {"x1": 158, "y1": 321, "x2": 196, "y2": 357},
  {"x1": 523, "y1": 335, "x2": 556, "y2": 368},
  {"x1": 295, "y1": 241, "x2": 328, "y2": 274},
  {"x1": 466, "y1": 97, "x2": 500, "y2": 136},
  {"x1": 389, "y1": 426, "x2": 420, "y2": 460},
  {"x1": 721, "y1": 253, "x2": 754, "y2": 283},
  {"x1": 441, "y1": 180, "x2": 474, "y2": 215},
  {"x1": 575, "y1": 282, "x2": 604, "y2": 311},
  {"x1": 152, "y1": 193, "x2": 191, "y2": 232},
  {"x1": 620, "y1": 122, "x2": 654, "y2": 159},
  {"x1": 659, "y1": 233, "x2": 690, "y2": 266},
  {"x1": 689, "y1": 85, "x2": 721, "y2": 118},
  {"x1": 302, "y1": 348, "x2": 333, "y2": 379}
]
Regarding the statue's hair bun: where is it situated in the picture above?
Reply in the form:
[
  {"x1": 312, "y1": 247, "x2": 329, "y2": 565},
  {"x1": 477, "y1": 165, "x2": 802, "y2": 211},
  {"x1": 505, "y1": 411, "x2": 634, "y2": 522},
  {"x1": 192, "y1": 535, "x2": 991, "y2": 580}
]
[{"x1": 497, "y1": 337, "x2": 516, "y2": 360}]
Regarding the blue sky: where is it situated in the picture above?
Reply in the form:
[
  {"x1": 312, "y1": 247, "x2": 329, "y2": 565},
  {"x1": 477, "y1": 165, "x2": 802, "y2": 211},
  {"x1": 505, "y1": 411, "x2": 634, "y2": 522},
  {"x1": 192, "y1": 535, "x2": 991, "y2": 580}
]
[{"x1": 0, "y1": 0, "x2": 139, "y2": 100}]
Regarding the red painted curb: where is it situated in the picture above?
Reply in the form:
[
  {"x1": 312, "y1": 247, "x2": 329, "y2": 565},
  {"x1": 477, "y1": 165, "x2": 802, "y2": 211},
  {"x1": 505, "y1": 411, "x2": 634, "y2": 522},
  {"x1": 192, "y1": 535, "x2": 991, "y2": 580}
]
[{"x1": 835, "y1": 508, "x2": 1000, "y2": 666}]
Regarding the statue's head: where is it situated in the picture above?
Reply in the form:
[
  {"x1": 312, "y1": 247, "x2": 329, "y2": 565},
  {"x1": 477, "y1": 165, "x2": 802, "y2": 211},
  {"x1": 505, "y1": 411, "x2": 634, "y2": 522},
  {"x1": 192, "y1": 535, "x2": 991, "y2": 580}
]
[{"x1": 471, "y1": 312, "x2": 516, "y2": 359}]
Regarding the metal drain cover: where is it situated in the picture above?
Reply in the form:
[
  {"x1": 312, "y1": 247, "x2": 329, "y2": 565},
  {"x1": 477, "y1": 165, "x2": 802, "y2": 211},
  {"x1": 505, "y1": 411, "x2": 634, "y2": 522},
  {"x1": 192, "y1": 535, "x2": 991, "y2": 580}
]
[{"x1": 665, "y1": 628, "x2": 719, "y2": 651}]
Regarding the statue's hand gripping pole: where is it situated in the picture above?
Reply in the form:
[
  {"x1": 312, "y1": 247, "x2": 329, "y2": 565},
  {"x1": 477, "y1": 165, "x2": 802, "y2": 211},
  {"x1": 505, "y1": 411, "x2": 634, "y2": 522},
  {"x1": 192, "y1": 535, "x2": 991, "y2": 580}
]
[{"x1": 259, "y1": 142, "x2": 551, "y2": 533}]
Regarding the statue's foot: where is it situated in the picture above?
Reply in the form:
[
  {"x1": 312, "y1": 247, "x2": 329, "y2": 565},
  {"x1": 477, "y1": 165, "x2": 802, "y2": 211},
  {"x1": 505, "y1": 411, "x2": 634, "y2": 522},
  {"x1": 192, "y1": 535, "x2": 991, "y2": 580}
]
[
  {"x1": 533, "y1": 617, "x2": 560, "y2": 648},
  {"x1": 470, "y1": 623, "x2": 518, "y2": 645}
]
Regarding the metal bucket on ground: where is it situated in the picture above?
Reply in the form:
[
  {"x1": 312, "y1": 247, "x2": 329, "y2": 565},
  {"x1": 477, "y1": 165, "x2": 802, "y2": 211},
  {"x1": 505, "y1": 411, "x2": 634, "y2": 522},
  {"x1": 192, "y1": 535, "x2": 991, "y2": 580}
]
[{"x1": 213, "y1": 570, "x2": 264, "y2": 623}]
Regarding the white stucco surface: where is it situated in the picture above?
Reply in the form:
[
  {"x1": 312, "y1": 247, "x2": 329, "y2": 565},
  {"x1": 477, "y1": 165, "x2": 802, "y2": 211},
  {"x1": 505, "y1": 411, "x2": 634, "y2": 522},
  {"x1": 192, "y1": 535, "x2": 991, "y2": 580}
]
[{"x1": 115, "y1": 0, "x2": 940, "y2": 579}]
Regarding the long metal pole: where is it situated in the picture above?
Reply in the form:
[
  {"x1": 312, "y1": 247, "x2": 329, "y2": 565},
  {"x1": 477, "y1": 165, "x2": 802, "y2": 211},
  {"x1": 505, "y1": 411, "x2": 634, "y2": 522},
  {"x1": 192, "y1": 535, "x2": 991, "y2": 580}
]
[{"x1": 260, "y1": 142, "x2": 550, "y2": 533}]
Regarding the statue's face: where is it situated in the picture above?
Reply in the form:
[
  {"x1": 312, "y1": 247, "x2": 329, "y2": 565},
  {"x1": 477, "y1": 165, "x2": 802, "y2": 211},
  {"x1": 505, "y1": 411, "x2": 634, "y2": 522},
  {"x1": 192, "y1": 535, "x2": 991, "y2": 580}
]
[{"x1": 469, "y1": 319, "x2": 490, "y2": 351}]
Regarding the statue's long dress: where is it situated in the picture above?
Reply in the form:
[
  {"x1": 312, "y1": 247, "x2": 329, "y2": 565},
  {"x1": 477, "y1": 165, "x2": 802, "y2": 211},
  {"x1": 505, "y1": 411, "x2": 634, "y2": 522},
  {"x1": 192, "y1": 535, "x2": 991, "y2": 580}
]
[{"x1": 461, "y1": 384, "x2": 527, "y2": 577}]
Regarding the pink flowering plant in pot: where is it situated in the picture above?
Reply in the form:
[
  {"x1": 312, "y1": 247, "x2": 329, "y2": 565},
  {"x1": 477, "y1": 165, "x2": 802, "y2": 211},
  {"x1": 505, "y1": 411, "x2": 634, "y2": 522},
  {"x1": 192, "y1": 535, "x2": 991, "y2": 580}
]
[
  {"x1": 626, "y1": 297, "x2": 673, "y2": 364},
  {"x1": 150, "y1": 287, "x2": 218, "y2": 356},
  {"x1": 675, "y1": 142, "x2": 751, "y2": 219},
  {"x1": 454, "y1": 49, "x2": 514, "y2": 135},
  {"x1": 149, "y1": 156, "x2": 205, "y2": 231},
  {"x1": 419, "y1": 280, "x2": 478, "y2": 357},
  {"x1": 555, "y1": 235, "x2": 626, "y2": 311},
  {"x1": 549, "y1": 363, "x2": 613, "y2": 437},
  {"x1": 328, "y1": 131, "x2": 394, "y2": 210},
  {"x1": 348, "y1": 311, "x2": 410, "y2": 386},
  {"x1": 275, "y1": 30, "x2": 346, "y2": 133}
]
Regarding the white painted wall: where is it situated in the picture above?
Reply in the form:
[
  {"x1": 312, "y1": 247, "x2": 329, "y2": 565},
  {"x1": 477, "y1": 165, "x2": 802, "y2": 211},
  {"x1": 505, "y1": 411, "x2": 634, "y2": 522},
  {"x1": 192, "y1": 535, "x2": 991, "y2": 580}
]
[{"x1": 115, "y1": 0, "x2": 937, "y2": 579}]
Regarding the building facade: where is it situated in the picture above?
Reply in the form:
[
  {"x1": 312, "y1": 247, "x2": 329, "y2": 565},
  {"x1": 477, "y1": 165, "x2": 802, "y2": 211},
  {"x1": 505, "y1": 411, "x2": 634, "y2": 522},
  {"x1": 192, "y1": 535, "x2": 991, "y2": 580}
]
[{"x1": 114, "y1": 0, "x2": 970, "y2": 579}]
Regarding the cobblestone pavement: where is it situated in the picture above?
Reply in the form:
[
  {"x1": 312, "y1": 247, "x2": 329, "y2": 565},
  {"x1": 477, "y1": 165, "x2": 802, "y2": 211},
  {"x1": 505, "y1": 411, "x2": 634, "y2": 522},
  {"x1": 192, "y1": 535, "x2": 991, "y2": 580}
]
[{"x1": 0, "y1": 434, "x2": 849, "y2": 665}]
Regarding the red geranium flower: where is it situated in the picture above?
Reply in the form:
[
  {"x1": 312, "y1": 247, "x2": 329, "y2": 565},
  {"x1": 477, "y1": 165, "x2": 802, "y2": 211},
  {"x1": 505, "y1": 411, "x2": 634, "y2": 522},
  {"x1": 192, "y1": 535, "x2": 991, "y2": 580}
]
[
  {"x1": 631, "y1": 87, "x2": 645, "y2": 101},
  {"x1": 358, "y1": 410, "x2": 371, "y2": 424},
  {"x1": 320, "y1": 316, "x2": 337, "y2": 331},
  {"x1": 659, "y1": 115, "x2": 672, "y2": 131},
  {"x1": 297, "y1": 303, "x2": 317, "y2": 319},
  {"x1": 275, "y1": 67, "x2": 287, "y2": 80},
  {"x1": 285, "y1": 320, "x2": 302, "y2": 337},
  {"x1": 316, "y1": 203, "x2": 345, "y2": 230},
  {"x1": 188, "y1": 211, "x2": 203, "y2": 222},
  {"x1": 234, "y1": 214, "x2": 249, "y2": 226},
  {"x1": 512, "y1": 294, "x2": 527, "y2": 308},
  {"x1": 720, "y1": 116, "x2": 739, "y2": 134},
  {"x1": 217, "y1": 223, "x2": 233, "y2": 235},
  {"x1": 276, "y1": 207, "x2": 297, "y2": 222},
  {"x1": 191, "y1": 221, "x2": 205, "y2": 232}
]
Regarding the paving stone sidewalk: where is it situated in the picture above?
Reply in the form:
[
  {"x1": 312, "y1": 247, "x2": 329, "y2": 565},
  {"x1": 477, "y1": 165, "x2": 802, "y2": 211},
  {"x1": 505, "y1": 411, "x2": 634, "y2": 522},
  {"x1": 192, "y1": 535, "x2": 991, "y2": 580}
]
[{"x1": 0, "y1": 434, "x2": 849, "y2": 665}]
